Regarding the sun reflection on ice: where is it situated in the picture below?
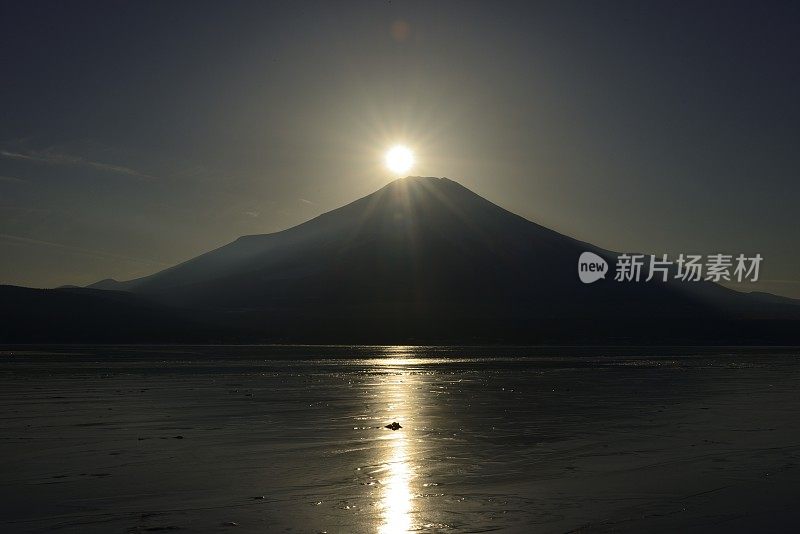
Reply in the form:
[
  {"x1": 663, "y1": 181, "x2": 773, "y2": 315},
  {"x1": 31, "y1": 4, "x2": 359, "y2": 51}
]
[
  {"x1": 378, "y1": 351, "x2": 417, "y2": 534},
  {"x1": 380, "y1": 431, "x2": 413, "y2": 534}
]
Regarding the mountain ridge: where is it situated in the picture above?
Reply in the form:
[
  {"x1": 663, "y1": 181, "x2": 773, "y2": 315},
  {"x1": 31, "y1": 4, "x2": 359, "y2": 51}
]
[
  {"x1": 89, "y1": 177, "x2": 607, "y2": 299},
  {"x1": 4, "y1": 176, "x2": 799, "y2": 343}
]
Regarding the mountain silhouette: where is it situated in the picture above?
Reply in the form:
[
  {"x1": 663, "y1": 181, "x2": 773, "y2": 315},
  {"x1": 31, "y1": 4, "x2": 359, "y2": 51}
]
[
  {"x1": 97, "y1": 177, "x2": 605, "y2": 304},
  {"x1": 3, "y1": 177, "x2": 799, "y2": 343}
]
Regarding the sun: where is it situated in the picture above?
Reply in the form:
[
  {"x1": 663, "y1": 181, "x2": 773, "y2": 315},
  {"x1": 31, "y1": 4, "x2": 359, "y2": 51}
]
[{"x1": 385, "y1": 145, "x2": 414, "y2": 175}]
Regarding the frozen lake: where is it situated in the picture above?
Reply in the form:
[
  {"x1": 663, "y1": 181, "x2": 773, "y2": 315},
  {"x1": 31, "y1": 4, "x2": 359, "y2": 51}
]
[{"x1": 2, "y1": 345, "x2": 800, "y2": 532}]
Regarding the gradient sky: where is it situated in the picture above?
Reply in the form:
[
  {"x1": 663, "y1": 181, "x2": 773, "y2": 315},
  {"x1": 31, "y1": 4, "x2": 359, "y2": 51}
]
[{"x1": 1, "y1": 1, "x2": 799, "y2": 297}]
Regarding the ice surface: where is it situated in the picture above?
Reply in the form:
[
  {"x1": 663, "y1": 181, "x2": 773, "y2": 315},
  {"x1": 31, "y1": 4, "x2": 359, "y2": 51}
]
[{"x1": 1, "y1": 345, "x2": 800, "y2": 532}]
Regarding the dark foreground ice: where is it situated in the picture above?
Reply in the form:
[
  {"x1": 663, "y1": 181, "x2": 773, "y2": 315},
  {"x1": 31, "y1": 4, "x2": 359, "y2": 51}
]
[{"x1": 1, "y1": 345, "x2": 800, "y2": 533}]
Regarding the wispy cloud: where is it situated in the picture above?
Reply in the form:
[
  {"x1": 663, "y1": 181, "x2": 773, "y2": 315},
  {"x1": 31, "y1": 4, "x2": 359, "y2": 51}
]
[
  {"x1": 0, "y1": 149, "x2": 157, "y2": 180},
  {"x1": 0, "y1": 175, "x2": 27, "y2": 183},
  {"x1": 299, "y1": 198, "x2": 315, "y2": 205},
  {"x1": 0, "y1": 233, "x2": 170, "y2": 267}
]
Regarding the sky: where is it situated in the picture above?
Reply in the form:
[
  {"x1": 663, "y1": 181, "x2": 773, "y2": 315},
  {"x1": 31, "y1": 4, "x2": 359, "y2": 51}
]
[{"x1": 1, "y1": 1, "x2": 799, "y2": 297}]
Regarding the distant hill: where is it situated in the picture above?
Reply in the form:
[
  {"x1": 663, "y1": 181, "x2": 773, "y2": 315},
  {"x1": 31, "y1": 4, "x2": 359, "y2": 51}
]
[
  {"x1": 86, "y1": 278, "x2": 137, "y2": 291},
  {"x1": 0, "y1": 285, "x2": 227, "y2": 343},
  {"x1": 2, "y1": 177, "x2": 799, "y2": 344}
]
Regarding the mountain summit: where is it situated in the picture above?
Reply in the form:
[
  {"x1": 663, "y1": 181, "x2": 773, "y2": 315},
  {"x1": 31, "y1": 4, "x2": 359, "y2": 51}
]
[{"x1": 4, "y1": 176, "x2": 799, "y2": 343}]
